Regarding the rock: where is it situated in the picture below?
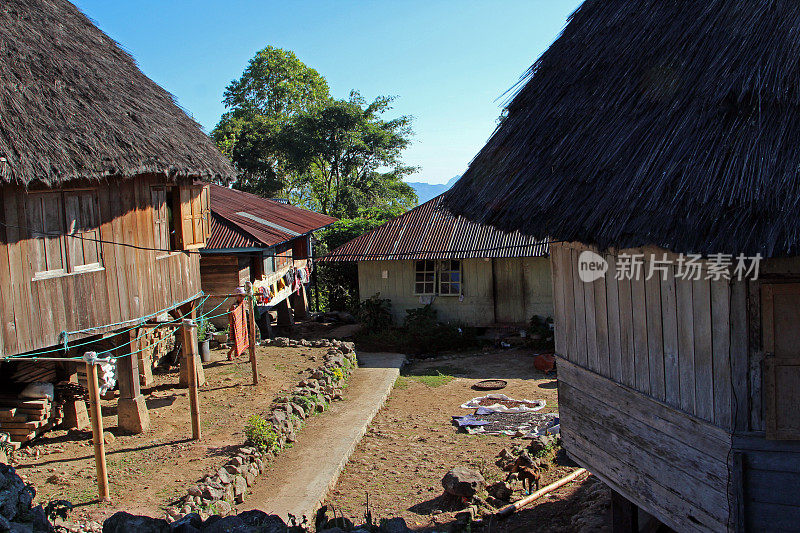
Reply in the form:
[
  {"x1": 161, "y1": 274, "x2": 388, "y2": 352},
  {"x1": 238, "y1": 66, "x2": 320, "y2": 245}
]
[
  {"x1": 232, "y1": 475, "x2": 247, "y2": 502},
  {"x1": 379, "y1": 517, "x2": 410, "y2": 533},
  {"x1": 201, "y1": 485, "x2": 223, "y2": 501},
  {"x1": 187, "y1": 486, "x2": 202, "y2": 498},
  {"x1": 289, "y1": 403, "x2": 306, "y2": 419},
  {"x1": 213, "y1": 500, "x2": 232, "y2": 516},
  {"x1": 227, "y1": 456, "x2": 244, "y2": 467},
  {"x1": 103, "y1": 511, "x2": 170, "y2": 533},
  {"x1": 216, "y1": 468, "x2": 231, "y2": 484},
  {"x1": 487, "y1": 481, "x2": 513, "y2": 501},
  {"x1": 237, "y1": 511, "x2": 286, "y2": 533},
  {"x1": 273, "y1": 337, "x2": 290, "y2": 348},
  {"x1": 171, "y1": 512, "x2": 202, "y2": 533},
  {"x1": 528, "y1": 435, "x2": 558, "y2": 455},
  {"x1": 442, "y1": 467, "x2": 486, "y2": 499}
]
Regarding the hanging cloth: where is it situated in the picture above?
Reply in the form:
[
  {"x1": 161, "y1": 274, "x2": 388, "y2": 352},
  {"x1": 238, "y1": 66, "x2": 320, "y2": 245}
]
[{"x1": 228, "y1": 301, "x2": 249, "y2": 357}]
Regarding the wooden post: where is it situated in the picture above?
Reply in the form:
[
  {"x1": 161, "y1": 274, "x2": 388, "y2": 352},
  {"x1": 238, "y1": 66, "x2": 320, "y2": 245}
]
[
  {"x1": 246, "y1": 287, "x2": 259, "y2": 385},
  {"x1": 117, "y1": 329, "x2": 150, "y2": 434},
  {"x1": 85, "y1": 353, "x2": 110, "y2": 502},
  {"x1": 180, "y1": 320, "x2": 202, "y2": 440},
  {"x1": 610, "y1": 489, "x2": 638, "y2": 533},
  {"x1": 179, "y1": 304, "x2": 206, "y2": 387}
]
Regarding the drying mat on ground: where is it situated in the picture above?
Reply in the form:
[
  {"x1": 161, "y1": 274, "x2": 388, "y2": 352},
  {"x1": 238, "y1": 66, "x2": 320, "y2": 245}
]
[
  {"x1": 453, "y1": 411, "x2": 559, "y2": 437},
  {"x1": 461, "y1": 393, "x2": 545, "y2": 413}
]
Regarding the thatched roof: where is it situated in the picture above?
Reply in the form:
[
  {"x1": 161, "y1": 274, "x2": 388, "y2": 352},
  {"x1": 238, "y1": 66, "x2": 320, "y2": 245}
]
[
  {"x1": 444, "y1": 0, "x2": 800, "y2": 258},
  {"x1": 0, "y1": 0, "x2": 234, "y2": 185}
]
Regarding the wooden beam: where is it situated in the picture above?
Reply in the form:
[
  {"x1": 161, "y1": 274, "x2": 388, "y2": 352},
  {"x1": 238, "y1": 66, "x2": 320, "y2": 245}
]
[
  {"x1": 85, "y1": 354, "x2": 110, "y2": 501},
  {"x1": 180, "y1": 320, "x2": 201, "y2": 440},
  {"x1": 246, "y1": 288, "x2": 259, "y2": 385}
]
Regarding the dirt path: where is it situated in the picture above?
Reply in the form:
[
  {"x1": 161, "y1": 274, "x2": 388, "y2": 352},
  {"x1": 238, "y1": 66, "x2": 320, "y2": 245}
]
[
  {"x1": 14, "y1": 345, "x2": 325, "y2": 524},
  {"x1": 323, "y1": 349, "x2": 609, "y2": 532},
  {"x1": 241, "y1": 352, "x2": 405, "y2": 521}
]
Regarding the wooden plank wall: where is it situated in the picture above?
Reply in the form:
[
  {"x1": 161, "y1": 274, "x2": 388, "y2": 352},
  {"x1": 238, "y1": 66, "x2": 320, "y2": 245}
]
[
  {"x1": 0, "y1": 174, "x2": 201, "y2": 357},
  {"x1": 550, "y1": 242, "x2": 743, "y2": 430},
  {"x1": 549, "y1": 242, "x2": 747, "y2": 532},
  {"x1": 357, "y1": 257, "x2": 553, "y2": 327},
  {"x1": 559, "y1": 358, "x2": 732, "y2": 532}
]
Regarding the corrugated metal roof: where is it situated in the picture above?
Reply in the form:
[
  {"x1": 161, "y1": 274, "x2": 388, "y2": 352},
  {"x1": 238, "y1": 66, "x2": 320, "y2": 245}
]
[
  {"x1": 321, "y1": 195, "x2": 548, "y2": 262},
  {"x1": 205, "y1": 184, "x2": 337, "y2": 250}
]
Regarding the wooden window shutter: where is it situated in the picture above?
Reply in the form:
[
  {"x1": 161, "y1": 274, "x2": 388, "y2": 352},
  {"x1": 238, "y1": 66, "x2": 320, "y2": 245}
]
[
  {"x1": 177, "y1": 183, "x2": 209, "y2": 250},
  {"x1": 201, "y1": 185, "x2": 210, "y2": 242},
  {"x1": 762, "y1": 283, "x2": 800, "y2": 440},
  {"x1": 26, "y1": 192, "x2": 66, "y2": 276}
]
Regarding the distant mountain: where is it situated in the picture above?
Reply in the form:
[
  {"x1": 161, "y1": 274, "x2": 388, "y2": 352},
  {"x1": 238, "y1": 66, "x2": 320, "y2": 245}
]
[{"x1": 407, "y1": 175, "x2": 461, "y2": 204}]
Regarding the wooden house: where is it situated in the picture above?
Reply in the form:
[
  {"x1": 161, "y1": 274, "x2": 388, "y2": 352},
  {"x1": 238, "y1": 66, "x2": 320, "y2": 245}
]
[
  {"x1": 200, "y1": 184, "x2": 335, "y2": 330},
  {"x1": 444, "y1": 1, "x2": 800, "y2": 531},
  {"x1": 322, "y1": 195, "x2": 552, "y2": 327},
  {"x1": 0, "y1": 0, "x2": 234, "y2": 440}
]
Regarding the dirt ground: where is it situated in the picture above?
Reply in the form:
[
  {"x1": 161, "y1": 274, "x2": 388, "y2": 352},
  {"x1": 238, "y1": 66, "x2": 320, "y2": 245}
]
[
  {"x1": 324, "y1": 348, "x2": 610, "y2": 532},
  {"x1": 12, "y1": 344, "x2": 325, "y2": 524}
]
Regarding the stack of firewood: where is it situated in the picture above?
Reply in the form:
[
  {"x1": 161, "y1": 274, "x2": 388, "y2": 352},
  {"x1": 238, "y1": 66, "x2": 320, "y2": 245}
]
[{"x1": 0, "y1": 395, "x2": 62, "y2": 448}]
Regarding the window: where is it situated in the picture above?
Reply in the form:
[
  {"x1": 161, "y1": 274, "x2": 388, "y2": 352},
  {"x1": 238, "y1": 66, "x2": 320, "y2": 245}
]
[
  {"x1": 27, "y1": 192, "x2": 67, "y2": 277},
  {"x1": 439, "y1": 260, "x2": 462, "y2": 296},
  {"x1": 413, "y1": 260, "x2": 463, "y2": 296},
  {"x1": 414, "y1": 260, "x2": 436, "y2": 295},
  {"x1": 65, "y1": 191, "x2": 102, "y2": 271},
  {"x1": 27, "y1": 190, "x2": 102, "y2": 278},
  {"x1": 152, "y1": 184, "x2": 210, "y2": 253}
]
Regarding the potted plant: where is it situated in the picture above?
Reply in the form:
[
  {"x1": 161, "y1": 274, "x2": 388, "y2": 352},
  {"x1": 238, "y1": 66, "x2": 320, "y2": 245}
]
[
  {"x1": 197, "y1": 317, "x2": 216, "y2": 362},
  {"x1": 214, "y1": 326, "x2": 229, "y2": 345}
]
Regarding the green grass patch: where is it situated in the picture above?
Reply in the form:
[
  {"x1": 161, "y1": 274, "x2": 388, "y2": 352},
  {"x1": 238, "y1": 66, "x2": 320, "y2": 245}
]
[{"x1": 396, "y1": 369, "x2": 455, "y2": 388}]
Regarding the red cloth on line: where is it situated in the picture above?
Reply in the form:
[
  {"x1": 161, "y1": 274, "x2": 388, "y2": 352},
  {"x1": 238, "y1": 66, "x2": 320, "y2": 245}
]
[{"x1": 229, "y1": 301, "x2": 249, "y2": 357}]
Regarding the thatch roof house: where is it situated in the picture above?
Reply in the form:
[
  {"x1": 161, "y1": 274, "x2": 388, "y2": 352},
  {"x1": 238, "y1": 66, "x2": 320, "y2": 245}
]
[
  {"x1": 322, "y1": 194, "x2": 551, "y2": 326},
  {"x1": 0, "y1": 0, "x2": 234, "y2": 438},
  {"x1": 445, "y1": 1, "x2": 800, "y2": 531}
]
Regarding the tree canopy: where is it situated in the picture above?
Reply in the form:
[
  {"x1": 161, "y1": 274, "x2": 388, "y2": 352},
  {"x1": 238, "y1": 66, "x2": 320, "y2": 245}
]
[
  {"x1": 211, "y1": 46, "x2": 330, "y2": 196},
  {"x1": 211, "y1": 46, "x2": 417, "y2": 214}
]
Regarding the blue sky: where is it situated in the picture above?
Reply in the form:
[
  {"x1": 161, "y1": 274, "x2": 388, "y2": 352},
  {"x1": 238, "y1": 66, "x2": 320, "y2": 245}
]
[{"x1": 72, "y1": 1, "x2": 581, "y2": 184}]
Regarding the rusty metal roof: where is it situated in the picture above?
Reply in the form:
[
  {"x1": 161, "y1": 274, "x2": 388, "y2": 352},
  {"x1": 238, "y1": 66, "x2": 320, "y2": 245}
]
[
  {"x1": 321, "y1": 195, "x2": 548, "y2": 261},
  {"x1": 205, "y1": 184, "x2": 337, "y2": 250}
]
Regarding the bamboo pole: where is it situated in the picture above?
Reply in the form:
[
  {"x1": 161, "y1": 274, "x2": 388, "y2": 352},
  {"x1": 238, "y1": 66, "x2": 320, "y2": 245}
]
[
  {"x1": 180, "y1": 320, "x2": 201, "y2": 440},
  {"x1": 84, "y1": 354, "x2": 110, "y2": 502},
  {"x1": 246, "y1": 287, "x2": 259, "y2": 385},
  {"x1": 495, "y1": 468, "x2": 588, "y2": 518}
]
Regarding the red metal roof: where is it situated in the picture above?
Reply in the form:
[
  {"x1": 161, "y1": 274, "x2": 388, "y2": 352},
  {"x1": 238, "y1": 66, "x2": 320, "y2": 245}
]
[
  {"x1": 321, "y1": 195, "x2": 548, "y2": 261},
  {"x1": 205, "y1": 184, "x2": 337, "y2": 250}
]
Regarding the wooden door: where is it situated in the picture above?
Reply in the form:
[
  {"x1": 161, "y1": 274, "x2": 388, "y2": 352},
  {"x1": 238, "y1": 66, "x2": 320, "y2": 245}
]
[
  {"x1": 493, "y1": 258, "x2": 526, "y2": 324},
  {"x1": 762, "y1": 283, "x2": 800, "y2": 440}
]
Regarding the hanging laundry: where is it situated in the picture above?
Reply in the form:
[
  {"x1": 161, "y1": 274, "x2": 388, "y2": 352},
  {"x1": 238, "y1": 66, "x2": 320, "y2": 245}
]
[{"x1": 227, "y1": 300, "x2": 249, "y2": 360}]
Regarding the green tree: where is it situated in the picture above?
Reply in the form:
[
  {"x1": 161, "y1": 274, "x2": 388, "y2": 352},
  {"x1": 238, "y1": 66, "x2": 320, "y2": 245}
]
[
  {"x1": 211, "y1": 46, "x2": 330, "y2": 196},
  {"x1": 314, "y1": 205, "x2": 407, "y2": 311},
  {"x1": 277, "y1": 92, "x2": 417, "y2": 218}
]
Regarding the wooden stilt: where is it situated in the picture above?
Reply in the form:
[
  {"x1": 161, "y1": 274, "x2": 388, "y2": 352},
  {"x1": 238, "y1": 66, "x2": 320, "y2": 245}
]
[
  {"x1": 85, "y1": 354, "x2": 110, "y2": 502},
  {"x1": 610, "y1": 489, "x2": 639, "y2": 533},
  {"x1": 246, "y1": 290, "x2": 259, "y2": 385},
  {"x1": 180, "y1": 320, "x2": 201, "y2": 440},
  {"x1": 117, "y1": 328, "x2": 150, "y2": 433}
]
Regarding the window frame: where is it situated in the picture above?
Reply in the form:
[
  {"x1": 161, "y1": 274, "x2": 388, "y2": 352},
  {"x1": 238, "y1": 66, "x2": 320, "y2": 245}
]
[
  {"x1": 438, "y1": 259, "x2": 463, "y2": 296},
  {"x1": 27, "y1": 188, "x2": 104, "y2": 280},
  {"x1": 414, "y1": 260, "x2": 437, "y2": 296}
]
